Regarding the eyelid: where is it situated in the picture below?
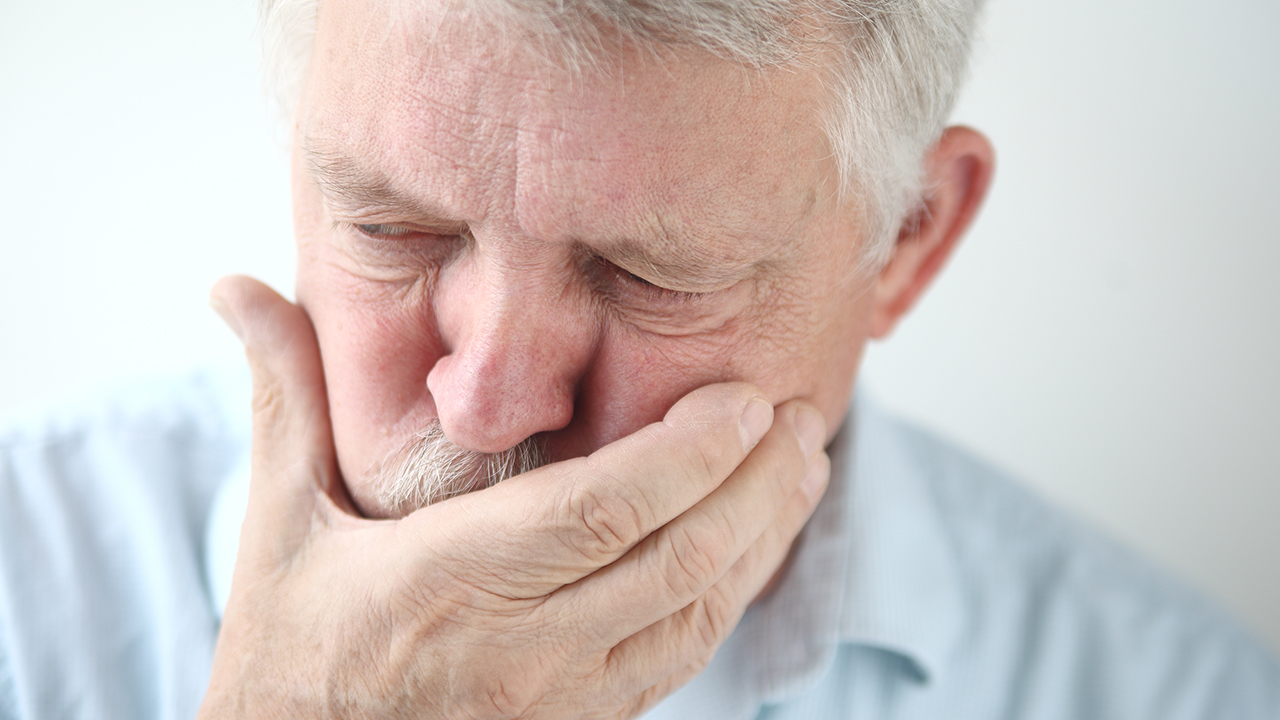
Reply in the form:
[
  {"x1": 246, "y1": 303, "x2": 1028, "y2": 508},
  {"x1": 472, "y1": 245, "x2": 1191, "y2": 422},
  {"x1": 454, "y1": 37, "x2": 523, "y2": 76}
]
[
  {"x1": 591, "y1": 257, "x2": 708, "y2": 305},
  {"x1": 625, "y1": 271, "x2": 702, "y2": 301},
  {"x1": 355, "y1": 223, "x2": 415, "y2": 238},
  {"x1": 347, "y1": 222, "x2": 470, "y2": 241}
]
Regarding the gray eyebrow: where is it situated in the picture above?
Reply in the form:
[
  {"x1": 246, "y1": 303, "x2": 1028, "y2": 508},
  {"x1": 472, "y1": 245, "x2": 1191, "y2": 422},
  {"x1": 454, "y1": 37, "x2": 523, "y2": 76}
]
[{"x1": 301, "y1": 134, "x2": 459, "y2": 221}]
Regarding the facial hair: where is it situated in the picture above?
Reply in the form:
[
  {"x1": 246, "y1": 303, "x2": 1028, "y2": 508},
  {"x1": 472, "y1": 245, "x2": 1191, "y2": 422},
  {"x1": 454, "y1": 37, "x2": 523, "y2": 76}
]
[{"x1": 374, "y1": 420, "x2": 549, "y2": 516}]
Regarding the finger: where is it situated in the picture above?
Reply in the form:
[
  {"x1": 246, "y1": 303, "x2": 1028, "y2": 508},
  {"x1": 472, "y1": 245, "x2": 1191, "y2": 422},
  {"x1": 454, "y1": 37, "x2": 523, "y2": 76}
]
[
  {"x1": 209, "y1": 275, "x2": 346, "y2": 562},
  {"x1": 620, "y1": 645, "x2": 720, "y2": 720},
  {"x1": 606, "y1": 450, "x2": 830, "y2": 702},
  {"x1": 568, "y1": 401, "x2": 825, "y2": 641},
  {"x1": 406, "y1": 382, "x2": 778, "y2": 592}
]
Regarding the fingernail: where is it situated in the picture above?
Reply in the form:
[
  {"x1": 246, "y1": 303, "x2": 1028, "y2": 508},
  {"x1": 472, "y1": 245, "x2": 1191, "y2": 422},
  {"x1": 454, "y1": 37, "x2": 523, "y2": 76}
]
[
  {"x1": 209, "y1": 297, "x2": 244, "y2": 342},
  {"x1": 739, "y1": 397, "x2": 773, "y2": 452},
  {"x1": 794, "y1": 405, "x2": 826, "y2": 459},
  {"x1": 800, "y1": 453, "x2": 830, "y2": 500}
]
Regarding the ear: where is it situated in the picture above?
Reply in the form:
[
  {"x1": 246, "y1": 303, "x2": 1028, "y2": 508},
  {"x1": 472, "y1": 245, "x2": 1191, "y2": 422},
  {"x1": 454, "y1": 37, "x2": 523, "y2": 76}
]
[{"x1": 869, "y1": 126, "x2": 994, "y2": 338}]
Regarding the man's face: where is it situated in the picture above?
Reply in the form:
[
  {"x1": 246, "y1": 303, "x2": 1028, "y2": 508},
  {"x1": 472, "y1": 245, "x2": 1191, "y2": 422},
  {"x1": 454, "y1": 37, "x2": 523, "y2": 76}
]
[{"x1": 293, "y1": 0, "x2": 879, "y2": 517}]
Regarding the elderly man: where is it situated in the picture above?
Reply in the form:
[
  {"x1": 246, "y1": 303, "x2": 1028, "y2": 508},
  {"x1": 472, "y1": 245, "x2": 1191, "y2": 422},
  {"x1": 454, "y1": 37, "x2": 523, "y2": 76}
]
[{"x1": 1, "y1": 0, "x2": 1277, "y2": 718}]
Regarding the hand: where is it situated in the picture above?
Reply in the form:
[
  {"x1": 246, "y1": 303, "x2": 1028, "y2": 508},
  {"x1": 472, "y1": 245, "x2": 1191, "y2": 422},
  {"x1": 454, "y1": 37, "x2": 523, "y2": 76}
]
[{"x1": 201, "y1": 276, "x2": 831, "y2": 720}]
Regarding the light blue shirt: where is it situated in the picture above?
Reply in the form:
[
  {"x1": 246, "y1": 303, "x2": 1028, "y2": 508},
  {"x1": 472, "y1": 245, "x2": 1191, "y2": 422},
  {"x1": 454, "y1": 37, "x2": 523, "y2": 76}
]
[{"x1": 1, "y1": 368, "x2": 1277, "y2": 719}]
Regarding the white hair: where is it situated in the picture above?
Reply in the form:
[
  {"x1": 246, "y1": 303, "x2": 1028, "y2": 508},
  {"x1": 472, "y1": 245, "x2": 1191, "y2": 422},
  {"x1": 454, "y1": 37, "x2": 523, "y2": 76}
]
[
  {"x1": 259, "y1": 0, "x2": 984, "y2": 266},
  {"x1": 374, "y1": 420, "x2": 548, "y2": 515}
]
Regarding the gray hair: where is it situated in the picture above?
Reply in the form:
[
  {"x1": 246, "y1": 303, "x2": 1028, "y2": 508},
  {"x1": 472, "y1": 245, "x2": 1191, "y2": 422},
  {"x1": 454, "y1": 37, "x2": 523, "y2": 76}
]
[
  {"x1": 374, "y1": 420, "x2": 548, "y2": 515},
  {"x1": 260, "y1": 0, "x2": 984, "y2": 266}
]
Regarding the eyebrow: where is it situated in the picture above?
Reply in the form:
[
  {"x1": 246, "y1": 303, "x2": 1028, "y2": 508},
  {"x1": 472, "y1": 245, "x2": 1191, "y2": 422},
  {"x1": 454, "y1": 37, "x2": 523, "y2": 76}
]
[{"x1": 302, "y1": 135, "x2": 460, "y2": 222}]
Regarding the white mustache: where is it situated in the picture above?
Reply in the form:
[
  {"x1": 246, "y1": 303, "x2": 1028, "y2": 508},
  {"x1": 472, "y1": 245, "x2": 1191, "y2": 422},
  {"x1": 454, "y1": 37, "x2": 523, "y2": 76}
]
[{"x1": 375, "y1": 421, "x2": 548, "y2": 515}]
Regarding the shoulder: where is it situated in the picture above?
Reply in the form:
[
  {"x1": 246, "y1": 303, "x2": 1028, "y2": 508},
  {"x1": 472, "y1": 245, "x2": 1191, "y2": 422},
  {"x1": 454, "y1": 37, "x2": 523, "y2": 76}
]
[
  {"x1": 0, "y1": 367, "x2": 249, "y2": 720},
  {"x1": 0, "y1": 368, "x2": 248, "y2": 521},
  {"x1": 0, "y1": 366, "x2": 248, "y2": 457},
  {"x1": 863, "y1": 402, "x2": 1280, "y2": 719}
]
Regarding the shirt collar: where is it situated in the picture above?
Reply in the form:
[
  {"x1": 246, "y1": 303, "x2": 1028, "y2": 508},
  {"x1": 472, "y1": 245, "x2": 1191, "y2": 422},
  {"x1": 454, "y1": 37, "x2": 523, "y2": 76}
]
[
  {"x1": 725, "y1": 390, "x2": 966, "y2": 702},
  {"x1": 649, "y1": 390, "x2": 965, "y2": 719},
  {"x1": 836, "y1": 391, "x2": 965, "y2": 684}
]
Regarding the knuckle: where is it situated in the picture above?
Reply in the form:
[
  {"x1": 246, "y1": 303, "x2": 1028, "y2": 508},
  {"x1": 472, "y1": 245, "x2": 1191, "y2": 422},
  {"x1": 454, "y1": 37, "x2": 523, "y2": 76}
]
[
  {"x1": 251, "y1": 376, "x2": 286, "y2": 427},
  {"x1": 691, "y1": 586, "x2": 736, "y2": 649},
  {"x1": 683, "y1": 644, "x2": 718, "y2": 679},
  {"x1": 661, "y1": 525, "x2": 726, "y2": 598},
  {"x1": 451, "y1": 668, "x2": 541, "y2": 720},
  {"x1": 485, "y1": 678, "x2": 537, "y2": 720},
  {"x1": 564, "y1": 483, "x2": 645, "y2": 561}
]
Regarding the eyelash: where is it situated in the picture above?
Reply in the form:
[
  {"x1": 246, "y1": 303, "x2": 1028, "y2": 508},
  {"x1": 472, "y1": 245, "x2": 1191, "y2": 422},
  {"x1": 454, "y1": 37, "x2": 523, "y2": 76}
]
[
  {"x1": 347, "y1": 222, "x2": 468, "y2": 256},
  {"x1": 354, "y1": 224, "x2": 428, "y2": 239}
]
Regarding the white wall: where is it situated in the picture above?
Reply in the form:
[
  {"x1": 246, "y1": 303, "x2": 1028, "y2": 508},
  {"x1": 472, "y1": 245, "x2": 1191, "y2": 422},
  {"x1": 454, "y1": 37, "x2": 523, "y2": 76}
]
[
  {"x1": 2, "y1": 0, "x2": 1277, "y2": 653},
  {"x1": 861, "y1": 0, "x2": 1280, "y2": 651},
  {"x1": 0, "y1": 0, "x2": 295, "y2": 405}
]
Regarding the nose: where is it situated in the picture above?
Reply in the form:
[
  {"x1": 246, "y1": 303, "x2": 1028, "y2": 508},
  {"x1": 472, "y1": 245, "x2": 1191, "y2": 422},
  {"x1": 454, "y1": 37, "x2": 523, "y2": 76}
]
[{"x1": 426, "y1": 254, "x2": 596, "y2": 454}]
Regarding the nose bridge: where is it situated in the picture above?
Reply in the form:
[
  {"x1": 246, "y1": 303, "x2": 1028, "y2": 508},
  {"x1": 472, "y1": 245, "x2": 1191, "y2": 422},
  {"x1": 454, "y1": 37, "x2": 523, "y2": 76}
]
[
  {"x1": 427, "y1": 242, "x2": 594, "y2": 452},
  {"x1": 466, "y1": 272, "x2": 573, "y2": 375}
]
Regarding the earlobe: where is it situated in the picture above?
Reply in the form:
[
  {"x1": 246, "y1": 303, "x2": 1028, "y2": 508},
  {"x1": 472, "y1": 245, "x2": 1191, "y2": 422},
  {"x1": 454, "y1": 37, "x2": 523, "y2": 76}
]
[{"x1": 868, "y1": 126, "x2": 995, "y2": 339}]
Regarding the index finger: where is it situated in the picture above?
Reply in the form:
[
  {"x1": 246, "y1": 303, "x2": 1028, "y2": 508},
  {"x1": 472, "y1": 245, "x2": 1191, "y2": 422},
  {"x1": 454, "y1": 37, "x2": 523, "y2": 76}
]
[
  {"x1": 210, "y1": 275, "x2": 350, "y2": 562},
  {"x1": 406, "y1": 382, "x2": 776, "y2": 595}
]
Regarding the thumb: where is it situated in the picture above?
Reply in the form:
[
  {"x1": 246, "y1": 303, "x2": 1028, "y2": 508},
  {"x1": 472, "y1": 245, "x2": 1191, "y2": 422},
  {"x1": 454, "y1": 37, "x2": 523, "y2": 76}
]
[{"x1": 210, "y1": 275, "x2": 347, "y2": 563}]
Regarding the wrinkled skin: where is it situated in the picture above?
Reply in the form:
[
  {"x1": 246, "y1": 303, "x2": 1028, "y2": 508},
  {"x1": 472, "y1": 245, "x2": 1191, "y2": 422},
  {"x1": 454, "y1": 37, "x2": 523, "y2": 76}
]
[
  {"x1": 293, "y1": 0, "x2": 873, "y2": 516},
  {"x1": 200, "y1": 0, "x2": 993, "y2": 716}
]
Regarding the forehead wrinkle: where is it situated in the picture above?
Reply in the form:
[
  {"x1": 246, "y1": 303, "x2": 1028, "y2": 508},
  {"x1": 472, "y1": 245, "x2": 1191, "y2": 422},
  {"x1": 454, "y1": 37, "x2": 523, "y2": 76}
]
[
  {"x1": 403, "y1": 71, "x2": 530, "y2": 149},
  {"x1": 394, "y1": 46, "x2": 546, "y2": 225}
]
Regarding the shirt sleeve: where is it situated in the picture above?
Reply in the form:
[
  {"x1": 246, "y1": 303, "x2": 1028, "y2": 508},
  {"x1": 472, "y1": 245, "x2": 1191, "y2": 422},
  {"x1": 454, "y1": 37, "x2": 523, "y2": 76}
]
[{"x1": 0, "y1": 372, "x2": 244, "y2": 720}]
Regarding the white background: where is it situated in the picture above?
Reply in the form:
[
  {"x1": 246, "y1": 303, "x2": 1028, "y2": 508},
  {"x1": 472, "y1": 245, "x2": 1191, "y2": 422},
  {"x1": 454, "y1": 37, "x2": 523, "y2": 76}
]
[{"x1": 2, "y1": 0, "x2": 1277, "y2": 652}]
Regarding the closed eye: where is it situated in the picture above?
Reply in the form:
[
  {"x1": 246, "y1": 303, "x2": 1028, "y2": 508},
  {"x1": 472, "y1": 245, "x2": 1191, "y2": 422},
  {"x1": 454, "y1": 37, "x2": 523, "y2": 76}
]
[
  {"x1": 590, "y1": 256, "x2": 706, "y2": 305},
  {"x1": 345, "y1": 222, "x2": 471, "y2": 247},
  {"x1": 355, "y1": 224, "x2": 421, "y2": 239}
]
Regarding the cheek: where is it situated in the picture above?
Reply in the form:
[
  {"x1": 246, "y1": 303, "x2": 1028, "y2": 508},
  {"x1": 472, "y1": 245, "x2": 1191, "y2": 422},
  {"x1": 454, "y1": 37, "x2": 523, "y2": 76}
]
[
  {"x1": 299, "y1": 247, "x2": 445, "y2": 481},
  {"x1": 543, "y1": 275, "x2": 872, "y2": 460},
  {"x1": 556, "y1": 329, "x2": 734, "y2": 458},
  {"x1": 747, "y1": 277, "x2": 872, "y2": 431},
  {"x1": 559, "y1": 295, "x2": 796, "y2": 456},
  {"x1": 293, "y1": 167, "x2": 448, "y2": 481},
  {"x1": 684, "y1": 275, "x2": 871, "y2": 432}
]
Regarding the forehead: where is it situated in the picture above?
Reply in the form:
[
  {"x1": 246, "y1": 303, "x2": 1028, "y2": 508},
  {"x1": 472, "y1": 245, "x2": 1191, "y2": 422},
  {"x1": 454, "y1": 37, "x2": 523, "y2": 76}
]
[{"x1": 301, "y1": 0, "x2": 841, "y2": 253}]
